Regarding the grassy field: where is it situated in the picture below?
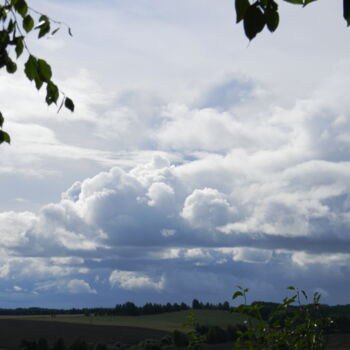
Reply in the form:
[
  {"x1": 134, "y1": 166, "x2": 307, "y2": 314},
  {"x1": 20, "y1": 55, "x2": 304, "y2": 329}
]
[
  {"x1": 0, "y1": 310, "x2": 247, "y2": 332},
  {"x1": 0, "y1": 311, "x2": 348, "y2": 349}
]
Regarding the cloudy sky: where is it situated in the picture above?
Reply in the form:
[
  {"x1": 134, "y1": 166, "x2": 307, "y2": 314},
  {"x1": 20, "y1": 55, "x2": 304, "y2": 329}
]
[{"x1": 1, "y1": 0, "x2": 350, "y2": 308}]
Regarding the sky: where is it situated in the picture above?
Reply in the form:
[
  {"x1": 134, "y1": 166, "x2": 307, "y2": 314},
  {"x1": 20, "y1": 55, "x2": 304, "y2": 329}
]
[{"x1": 0, "y1": 0, "x2": 350, "y2": 308}]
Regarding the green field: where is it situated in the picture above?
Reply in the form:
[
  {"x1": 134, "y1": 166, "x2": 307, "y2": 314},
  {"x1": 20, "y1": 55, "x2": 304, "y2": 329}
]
[{"x1": 0, "y1": 310, "x2": 248, "y2": 332}]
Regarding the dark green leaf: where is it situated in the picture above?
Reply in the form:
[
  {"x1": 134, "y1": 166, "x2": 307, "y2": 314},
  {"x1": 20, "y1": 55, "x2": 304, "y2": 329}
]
[
  {"x1": 344, "y1": 0, "x2": 350, "y2": 26},
  {"x1": 0, "y1": 30, "x2": 10, "y2": 47},
  {"x1": 23, "y1": 14, "x2": 34, "y2": 32},
  {"x1": 46, "y1": 81, "x2": 59, "y2": 105},
  {"x1": 37, "y1": 59, "x2": 52, "y2": 82},
  {"x1": 6, "y1": 59, "x2": 17, "y2": 73},
  {"x1": 235, "y1": 0, "x2": 250, "y2": 23},
  {"x1": 14, "y1": 0, "x2": 28, "y2": 17},
  {"x1": 34, "y1": 76, "x2": 43, "y2": 90},
  {"x1": 304, "y1": 0, "x2": 317, "y2": 6},
  {"x1": 283, "y1": 0, "x2": 303, "y2": 4},
  {"x1": 243, "y1": 5, "x2": 266, "y2": 40},
  {"x1": 266, "y1": 9, "x2": 279, "y2": 32},
  {"x1": 38, "y1": 22, "x2": 51, "y2": 39},
  {"x1": 15, "y1": 36, "x2": 24, "y2": 58},
  {"x1": 0, "y1": 130, "x2": 11, "y2": 144},
  {"x1": 24, "y1": 55, "x2": 37, "y2": 81},
  {"x1": 232, "y1": 291, "x2": 244, "y2": 300},
  {"x1": 64, "y1": 97, "x2": 75, "y2": 112},
  {"x1": 0, "y1": 112, "x2": 3, "y2": 127},
  {"x1": 7, "y1": 20, "x2": 15, "y2": 33}
]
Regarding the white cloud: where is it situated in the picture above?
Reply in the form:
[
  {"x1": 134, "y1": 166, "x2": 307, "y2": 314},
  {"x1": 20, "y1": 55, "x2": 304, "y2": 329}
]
[
  {"x1": 181, "y1": 188, "x2": 236, "y2": 230},
  {"x1": 35, "y1": 279, "x2": 96, "y2": 294},
  {"x1": 67, "y1": 279, "x2": 97, "y2": 294},
  {"x1": 109, "y1": 270, "x2": 165, "y2": 290}
]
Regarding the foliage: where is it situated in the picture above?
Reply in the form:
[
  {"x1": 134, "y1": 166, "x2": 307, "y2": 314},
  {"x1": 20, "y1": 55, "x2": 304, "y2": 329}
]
[
  {"x1": 172, "y1": 329, "x2": 189, "y2": 347},
  {"x1": 232, "y1": 285, "x2": 333, "y2": 350},
  {"x1": 235, "y1": 0, "x2": 350, "y2": 40},
  {"x1": 0, "y1": 0, "x2": 74, "y2": 145},
  {"x1": 182, "y1": 311, "x2": 206, "y2": 349}
]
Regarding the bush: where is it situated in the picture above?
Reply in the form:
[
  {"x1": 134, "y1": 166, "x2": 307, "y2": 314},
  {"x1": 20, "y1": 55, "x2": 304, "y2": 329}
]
[
  {"x1": 173, "y1": 330, "x2": 189, "y2": 347},
  {"x1": 232, "y1": 286, "x2": 332, "y2": 350},
  {"x1": 226, "y1": 325, "x2": 240, "y2": 341},
  {"x1": 93, "y1": 344, "x2": 107, "y2": 350},
  {"x1": 136, "y1": 339, "x2": 161, "y2": 350},
  {"x1": 52, "y1": 338, "x2": 66, "y2": 350},
  {"x1": 206, "y1": 326, "x2": 227, "y2": 344},
  {"x1": 69, "y1": 339, "x2": 89, "y2": 350},
  {"x1": 160, "y1": 335, "x2": 172, "y2": 345}
]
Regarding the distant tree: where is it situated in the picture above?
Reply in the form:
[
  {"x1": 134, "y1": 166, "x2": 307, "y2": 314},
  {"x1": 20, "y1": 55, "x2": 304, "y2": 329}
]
[{"x1": 192, "y1": 299, "x2": 201, "y2": 310}]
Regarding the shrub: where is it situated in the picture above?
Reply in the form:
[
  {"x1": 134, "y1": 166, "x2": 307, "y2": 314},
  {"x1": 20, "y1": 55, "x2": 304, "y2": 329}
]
[
  {"x1": 173, "y1": 330, "x2": 189, "y2": 347},
  {"x1": 206, "y1": 326, "x2": 227, "y2": 344},
  {"x1": 136, "y1": 339, "x2": 161, "y2": 350},
  {"x1": 93, "y1": 344, "x2": 107, "y2": 350},
  {"x1": 160, "y1": 335, "x2": 172, "y2": 345},
  {"x1": 52, "y1": 338, "x2": 66, "y2": 350},
  {"x1": 232, "y1": 286, "x2": 332, "y2": 350},
  {"x1": 69, "y1": 339, "x2": 89, "y2": 350},
  {"x1": 226, "y1": 325, "x2": 239, "y2": 341}
]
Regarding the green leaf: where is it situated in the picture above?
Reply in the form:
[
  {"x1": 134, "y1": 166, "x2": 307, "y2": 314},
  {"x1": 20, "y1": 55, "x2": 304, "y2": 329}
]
[
  {"x1": 283, "y1": 0, "x2": 303, "y2": 4},
  {"x1": 235, "y1": 0, "x2": 250, "y2": 23},
  {"x1": 266, "y1": 9, "x2": 279, "y2": 32},
  {"x1": 14, "y1": 0, "x2": 28, "y2": 17},
  {"x1": 23, "y1": 14, "x2": 34, "y2": 32},
  {"x1": 301, "y1": 289, "x2": 308, "y2": 300},
  {"x1": 24, "y1": 55, "x2": 37, "y2": 81},
  {"x1": 34, "y1": 76, "x2": 43, "y2": 90},
  {"x1": 232, "y1": 291, "x2": 244, "y2": 300},
  {"x1": 7, "y1": 19, "x2": 15, "y2": 33},
  {"x1": 38, "y1": 22, "x2": 51, "y2": 39},
  {"x1": 0, "y1": 112, "x2": 3, "y2": 127},
  {"x1": 37, "y1": 59, "x2": 52, "y2": 82},
  {"x1": 344, "y1": 0, "x2": 350, "y2": 26},
  {"x1": 64, "y1": 97, "x2": 75, "y2": 112},
  {"x1": 243, "y1": 5, "x2": 266, "y2": 40},
  {"x1": 304, "y1": 0, "x2": 317, "y2": 6},
  {"x1": 0, "y1": 130, "x2": 11, "y2": 144},
  {"x1": 15, "y1": 36, "x2": 24, "y2": 58},
  {"x1": 46, "y1": 81, "x2": 59, "y2": 105},
  {"x1": 287, "y1": 286, "x2": 296, "y2": 291},
  {"x1": 6, "y1": 59, "x2": 17, "y2": 74},
  {"x1": 0, "y1": 30, "x2": 10, "y2": 47}
]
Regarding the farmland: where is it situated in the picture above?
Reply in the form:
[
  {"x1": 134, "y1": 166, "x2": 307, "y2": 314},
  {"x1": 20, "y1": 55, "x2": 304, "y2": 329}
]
[
  {"x1": 0, "y1": 310, "x2": 348, "y2": 350},
  {"x1": 0, "y1": 310, "x2": 245, "y2": 332}
]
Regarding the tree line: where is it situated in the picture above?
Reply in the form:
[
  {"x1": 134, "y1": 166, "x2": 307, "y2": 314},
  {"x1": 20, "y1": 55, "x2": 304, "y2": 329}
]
[{"x1": 0, "y1": 299, "x2": 232, "y2": 316}]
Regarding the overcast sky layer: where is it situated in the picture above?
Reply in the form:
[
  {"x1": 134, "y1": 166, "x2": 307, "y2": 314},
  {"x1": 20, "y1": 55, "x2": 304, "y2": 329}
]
[{"x1": 0, "y1": 0, "x2": 350, "y2": 308}]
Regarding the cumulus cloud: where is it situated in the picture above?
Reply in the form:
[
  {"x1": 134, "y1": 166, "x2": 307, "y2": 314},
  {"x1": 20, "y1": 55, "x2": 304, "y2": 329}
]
[
  {"x1": 109, "y1": 270, "x2": 165, "y2": 290},
  {"x1": 2, "y1": 0, "x2": 350, "y2": 305}
]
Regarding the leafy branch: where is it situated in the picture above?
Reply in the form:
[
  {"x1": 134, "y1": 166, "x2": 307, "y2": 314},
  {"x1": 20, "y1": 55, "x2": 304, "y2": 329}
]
[
  {"x1": 235, "y1": 0, "x2": 349, "y2": 40},
  {"x1": 0, "y1": 0, "x2": 74, "y2": 145}
]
